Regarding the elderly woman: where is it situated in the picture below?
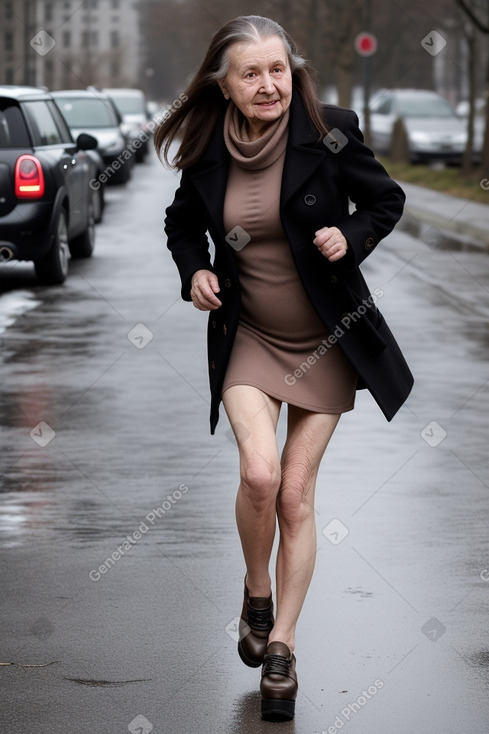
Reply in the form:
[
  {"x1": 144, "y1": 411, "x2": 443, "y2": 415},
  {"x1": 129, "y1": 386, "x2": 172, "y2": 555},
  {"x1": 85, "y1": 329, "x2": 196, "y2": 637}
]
[{"x1": 156, "y1": 15, "x2": 413, "y2": 722}]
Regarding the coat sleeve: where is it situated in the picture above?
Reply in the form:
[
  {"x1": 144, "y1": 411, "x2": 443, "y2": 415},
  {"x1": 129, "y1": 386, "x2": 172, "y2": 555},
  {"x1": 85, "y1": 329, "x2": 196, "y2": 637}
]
[
  {"x1": 164, "y1": 169, "x2": 215, "y2": 301},
  {"x1": 332, "y1": 109, "x2": 406, "y2": 272}
]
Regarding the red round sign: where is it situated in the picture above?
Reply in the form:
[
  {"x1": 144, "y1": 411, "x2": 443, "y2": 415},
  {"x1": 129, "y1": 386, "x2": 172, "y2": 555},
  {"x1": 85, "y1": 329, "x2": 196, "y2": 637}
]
[{"x1": 355, "y1": 32, "x2": 377, "y2": 57}]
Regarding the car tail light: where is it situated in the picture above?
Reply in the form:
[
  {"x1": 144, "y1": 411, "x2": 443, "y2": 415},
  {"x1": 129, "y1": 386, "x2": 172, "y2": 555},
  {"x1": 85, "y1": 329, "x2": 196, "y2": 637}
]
[{"x1": 15, "y1": 155, "x2": 45, "y2": 198}]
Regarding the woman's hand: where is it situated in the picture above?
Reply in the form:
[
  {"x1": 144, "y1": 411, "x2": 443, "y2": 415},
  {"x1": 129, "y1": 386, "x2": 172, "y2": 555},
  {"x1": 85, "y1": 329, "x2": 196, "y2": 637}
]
[
  {"x1": 313, "y1": 227, "x2": 348, "y2": 262},
  {"x1": 190, "y1": 269, "x2": 222, "y2": 311}
]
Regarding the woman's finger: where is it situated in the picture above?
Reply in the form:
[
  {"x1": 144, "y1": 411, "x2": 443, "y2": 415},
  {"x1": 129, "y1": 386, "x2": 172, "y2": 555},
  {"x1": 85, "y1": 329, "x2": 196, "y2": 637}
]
[
  {"x1": 325, "y1": 245, "x2": 347, "y2": 262},
  {"x1": 313, "y1": 226, "x2": 346, "y2": 248},
  {"x1": 191, "y1": 270, "x2": 222, "y2": 310},
  {"x1": 313, "y1": 227, "x2": 348, "y2": 261}
]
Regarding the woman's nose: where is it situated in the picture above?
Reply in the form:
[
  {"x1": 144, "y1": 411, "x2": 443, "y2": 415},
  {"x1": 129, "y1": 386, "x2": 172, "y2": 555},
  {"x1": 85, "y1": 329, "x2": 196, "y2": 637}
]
[{"x1": 259, "y1": 74, "x2": 276, "y2": 93}]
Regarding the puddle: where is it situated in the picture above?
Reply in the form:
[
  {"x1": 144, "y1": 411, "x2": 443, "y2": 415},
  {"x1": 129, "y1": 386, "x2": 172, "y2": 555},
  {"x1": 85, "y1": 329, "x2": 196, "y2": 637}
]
[{"x1": 0, "y1": 291, "x2": 40, "y2": 334}]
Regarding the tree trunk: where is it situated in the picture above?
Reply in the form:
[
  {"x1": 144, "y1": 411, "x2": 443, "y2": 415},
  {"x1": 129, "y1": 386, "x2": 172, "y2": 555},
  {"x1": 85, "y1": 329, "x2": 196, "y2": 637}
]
[
  {"x1": 389, "y1": 118, "x2": 410, "y2": 164},
  {"x1": 481, "y1": 50, "x2": 489, "y2": 177},
  {"x1": 334, "y1": 1, "x2": 362, "y2": 107},
  {"x1": 456, "y1": 0, "x2": 489, "y2": 176},
  {"x1": 461, "y1": 30, "x2": 476, "y2": 175}
]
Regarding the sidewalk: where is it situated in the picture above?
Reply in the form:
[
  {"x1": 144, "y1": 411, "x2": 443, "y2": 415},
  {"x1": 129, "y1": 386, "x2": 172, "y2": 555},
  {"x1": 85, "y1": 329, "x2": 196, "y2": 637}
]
[{"x1": 398, "y1": 180, "x2": 489, "y2": 250}]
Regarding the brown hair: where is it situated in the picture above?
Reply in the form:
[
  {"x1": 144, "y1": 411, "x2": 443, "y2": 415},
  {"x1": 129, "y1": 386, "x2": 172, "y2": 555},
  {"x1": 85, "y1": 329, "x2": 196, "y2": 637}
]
[{"x1": 154, "y1": 15, "x2": 327, "y2": 170}]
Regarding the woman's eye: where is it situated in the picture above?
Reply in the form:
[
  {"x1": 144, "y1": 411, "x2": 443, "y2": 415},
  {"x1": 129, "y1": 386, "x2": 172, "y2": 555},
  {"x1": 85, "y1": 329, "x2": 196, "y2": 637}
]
[{"x1": 246, "y1": 72, "x2": 256, "y2": 79}]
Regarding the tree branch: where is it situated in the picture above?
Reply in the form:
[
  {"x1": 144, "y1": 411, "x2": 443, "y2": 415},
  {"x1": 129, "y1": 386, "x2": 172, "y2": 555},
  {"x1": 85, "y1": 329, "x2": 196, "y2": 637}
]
[{"x1": 455, "y1": 0, "x2": 489, "y2": 33}]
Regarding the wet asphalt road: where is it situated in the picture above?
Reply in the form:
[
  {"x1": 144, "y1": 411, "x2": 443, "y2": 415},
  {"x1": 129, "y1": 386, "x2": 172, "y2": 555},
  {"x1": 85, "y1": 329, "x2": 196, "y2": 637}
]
[{"x1": 1, "y1": 151, "x2": 488, "y2": 734}]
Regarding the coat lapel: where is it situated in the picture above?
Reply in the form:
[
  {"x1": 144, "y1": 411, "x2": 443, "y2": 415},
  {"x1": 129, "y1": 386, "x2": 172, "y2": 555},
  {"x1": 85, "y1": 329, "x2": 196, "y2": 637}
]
[
  {"x1": 188, "y1": 113, "x2": 229, "y2": 233},
  {"x1": 280, "y1": 91, "x2": 326, "y2": 206},
  {"x1": 190, "y1": 159, "x2": 229, "y2": 233},
  {"x1": 280, "y1": 144, "x2": 325, "y2": 206}
]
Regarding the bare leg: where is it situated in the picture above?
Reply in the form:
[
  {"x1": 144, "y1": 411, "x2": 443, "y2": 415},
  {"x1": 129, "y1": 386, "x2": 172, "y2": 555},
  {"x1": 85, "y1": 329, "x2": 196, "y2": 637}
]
[
  {"x1": 268, "y1": 407, "x2": 341, "y2": 652},
  {"x1": 222, "y1": 385, "x2": 282, "y2": 598}
]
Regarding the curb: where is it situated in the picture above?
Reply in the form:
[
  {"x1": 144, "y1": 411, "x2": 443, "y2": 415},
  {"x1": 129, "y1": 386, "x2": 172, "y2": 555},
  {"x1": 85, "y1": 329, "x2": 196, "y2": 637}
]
[
  {"x1": 404, "y1": 204, "x2": 489, "y2": 250},
  {"x1": 398, "y1": 181, "x2": 489, "y2": 251}
]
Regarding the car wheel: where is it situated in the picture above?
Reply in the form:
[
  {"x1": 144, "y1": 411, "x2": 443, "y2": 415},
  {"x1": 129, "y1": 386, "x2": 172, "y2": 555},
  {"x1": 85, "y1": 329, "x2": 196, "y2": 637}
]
[
  {"x1": 126, "y1": 152, "x2": 135, "y2": 178},
  {"x1": 69, "y1": 198, "x2": 95, "y2": 258},
  {"x1": 117, "y1": 157, "x2": 132, "y2": 183},
  {"x1": 92, "y1": 181, "x2": 104, "y2": 224},
  {"x1": 34, "y1": 208, "x2": 69, "y2": 285}
]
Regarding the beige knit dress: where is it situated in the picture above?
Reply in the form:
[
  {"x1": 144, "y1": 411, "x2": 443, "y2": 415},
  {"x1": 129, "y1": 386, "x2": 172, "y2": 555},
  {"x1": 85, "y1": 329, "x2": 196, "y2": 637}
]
[{"x1": 221, "y1": 104, "x2": 357, "y2": 413}]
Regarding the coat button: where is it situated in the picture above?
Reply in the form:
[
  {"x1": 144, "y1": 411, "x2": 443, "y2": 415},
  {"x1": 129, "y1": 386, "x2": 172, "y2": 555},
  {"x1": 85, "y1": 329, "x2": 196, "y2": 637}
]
[
  {"x1": 210, "y1": 360, "x2": 216, "y2": 370},
  {"x1": 224, "y1": 278, "x2": 231, "y2": 288},
  {"x1": 223, "y1": 324, "x2": 227, "y2": 336},
  {"x1": 365, "y1": 237, "x2": 375, "y2": 250},
  {"x1": 330, "y1": 275, "x2": 338, "y2": 284},
  {"x1": 211, "y1": 320, "x2": 216, "y2": 329},
  {"x1": 304, "y1": 194, "x2": 316, "y2": 206}
]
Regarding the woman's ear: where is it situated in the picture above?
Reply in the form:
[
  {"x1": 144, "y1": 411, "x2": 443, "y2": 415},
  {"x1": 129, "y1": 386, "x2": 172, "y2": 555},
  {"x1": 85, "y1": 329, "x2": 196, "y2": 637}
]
[{"x1": 218, "y1": 80, "x2": 230, "y2": 100}]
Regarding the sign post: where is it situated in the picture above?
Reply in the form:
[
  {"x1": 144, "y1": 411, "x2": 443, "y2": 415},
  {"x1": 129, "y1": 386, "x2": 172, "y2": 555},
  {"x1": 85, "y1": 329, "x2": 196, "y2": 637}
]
[{"x1": 354, "y1": 29, "x2": 377, "y2": 146}]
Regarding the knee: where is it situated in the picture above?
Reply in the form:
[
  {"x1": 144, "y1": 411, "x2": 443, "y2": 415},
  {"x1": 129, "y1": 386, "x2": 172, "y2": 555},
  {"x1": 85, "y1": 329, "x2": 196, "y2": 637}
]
[
  {"x1": 240, "y1": 460, "x2": 281, "y2": 512},
  {"x1": 277, "y1": 461, "x2": 315, "y2": 530}
]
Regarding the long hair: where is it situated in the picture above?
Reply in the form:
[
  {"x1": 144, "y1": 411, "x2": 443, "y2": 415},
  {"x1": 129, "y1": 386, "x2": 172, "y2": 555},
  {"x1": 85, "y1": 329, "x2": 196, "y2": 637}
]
[{"x1": 154, "y1": 15, "x2": 327, "y2": 170}]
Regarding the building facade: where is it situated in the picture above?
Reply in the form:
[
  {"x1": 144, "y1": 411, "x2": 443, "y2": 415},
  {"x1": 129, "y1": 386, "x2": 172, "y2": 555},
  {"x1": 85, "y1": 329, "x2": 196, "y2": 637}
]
[{"x1": 1, "y1": 0, "x2": 142, "y2": 90}]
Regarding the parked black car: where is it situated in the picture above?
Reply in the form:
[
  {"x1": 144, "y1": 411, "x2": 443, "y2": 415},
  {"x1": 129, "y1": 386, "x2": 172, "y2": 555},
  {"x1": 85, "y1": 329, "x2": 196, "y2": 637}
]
[
  {"x1": 0, "y1": 85, "x2": 98, "y2": 284},
  {"x1": 52, "y1": 89, "x2": 135, "y2": 185}
]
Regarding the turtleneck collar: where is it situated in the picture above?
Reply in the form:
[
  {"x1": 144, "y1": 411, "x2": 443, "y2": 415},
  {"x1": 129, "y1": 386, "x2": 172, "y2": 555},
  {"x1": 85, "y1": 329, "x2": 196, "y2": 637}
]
[{"x1": 223, "y1": 102, "x2": 290, "y2": 171}]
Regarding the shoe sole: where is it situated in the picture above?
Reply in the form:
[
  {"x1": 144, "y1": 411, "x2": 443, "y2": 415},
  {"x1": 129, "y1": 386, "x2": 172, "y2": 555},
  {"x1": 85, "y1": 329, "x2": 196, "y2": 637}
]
[
  {"x1": 261, "y1": 698, "x2": 295, "y2": 721},
  {"x1": 237, "y1": 640, "x2": 263, "y2": 668}
]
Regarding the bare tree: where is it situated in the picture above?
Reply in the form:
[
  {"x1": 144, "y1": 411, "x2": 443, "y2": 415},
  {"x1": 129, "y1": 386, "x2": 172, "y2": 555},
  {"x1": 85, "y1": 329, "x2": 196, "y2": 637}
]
[
  {"x1": 455, "y1": 0, "x2": 489, "y2": 175},
  {"x1": 327, "y1": 0, "x2": 363, "y2": 107},
  {"x1": 138, "y1": 0, "x2": 466, "y2": 110},
  {"x1": 461, "y1": 23, "x2": 478, "y2": 174}
]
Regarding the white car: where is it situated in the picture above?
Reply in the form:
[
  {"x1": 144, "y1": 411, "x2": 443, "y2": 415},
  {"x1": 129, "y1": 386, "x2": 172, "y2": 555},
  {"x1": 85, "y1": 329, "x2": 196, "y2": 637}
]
[{"x1": 369, "y1": 89, "x2": 467, "y2": 164}]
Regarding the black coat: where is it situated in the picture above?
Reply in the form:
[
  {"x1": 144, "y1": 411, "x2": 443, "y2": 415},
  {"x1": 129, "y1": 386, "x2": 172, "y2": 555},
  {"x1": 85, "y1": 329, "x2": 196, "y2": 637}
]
[{"x1": 165, "y1": 91, "x2": 414, "y2": 434}]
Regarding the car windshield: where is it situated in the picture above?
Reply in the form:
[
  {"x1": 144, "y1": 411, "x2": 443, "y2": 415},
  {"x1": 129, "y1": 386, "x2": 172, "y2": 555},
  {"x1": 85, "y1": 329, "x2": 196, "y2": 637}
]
[
  {"x1": 109, "y1": 95, "x2": 145, "y2": 115},
  {"x1": 55, "y1": 97, "x2": 119, "y2": 128},
  {"x1": 397, "y1": 95, "x2": 454, "y2": 118}
]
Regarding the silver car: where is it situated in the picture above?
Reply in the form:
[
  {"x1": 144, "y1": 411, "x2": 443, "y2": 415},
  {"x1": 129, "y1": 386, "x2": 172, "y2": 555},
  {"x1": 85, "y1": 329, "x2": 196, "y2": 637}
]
[
  {"x1": 102, "y1": 88, "x2": 152, "y2": 163},
  {"x1": 52, "y1": 89, "x2": 135, "y2": 184},
  {"x1": 369, "y1": 89, "x2": 467, "y2": 164}
]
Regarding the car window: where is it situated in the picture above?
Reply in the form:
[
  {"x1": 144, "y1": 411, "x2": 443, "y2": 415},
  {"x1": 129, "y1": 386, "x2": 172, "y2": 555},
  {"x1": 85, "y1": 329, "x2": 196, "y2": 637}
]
[
  {"x1": 54, "y1": 97, "x2": 120, "y2": 128},
  {"x1": 106, "y1": 99, "x2": 123, "y2": 124},
  {"x1": 109, "y1": 94, "x2": 145, "y2": 115},
  {"x1": 397, "y1": 95, "x2": 454, "y2": 118},
  {"x1": 23, "y1": 100, "x2": 64, "y2": 145},
  {"x1": 0, "y1": 100, "x2": 31, "y2": 148},
  {"x1": 373, "y1": 98, "x2": 392, "y2": 115},
  {"x1": 48, "y1": 100, "x2": 73, "y2": 143}
]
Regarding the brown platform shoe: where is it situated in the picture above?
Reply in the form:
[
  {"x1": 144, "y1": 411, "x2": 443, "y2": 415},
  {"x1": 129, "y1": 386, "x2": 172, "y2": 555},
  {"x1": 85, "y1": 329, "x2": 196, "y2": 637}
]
[
  {"x1": 237, "y1": 579, "x2": 274, "y2": 668},
  {"x1": 260, "y1": 641, "x2": 298, "y2": 721}
]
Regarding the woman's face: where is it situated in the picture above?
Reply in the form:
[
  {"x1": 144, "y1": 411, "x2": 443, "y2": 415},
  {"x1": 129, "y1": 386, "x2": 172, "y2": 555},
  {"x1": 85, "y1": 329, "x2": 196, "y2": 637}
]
[{"x1": 219, "y1": 36, "x2": 293, "y2": 137}]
